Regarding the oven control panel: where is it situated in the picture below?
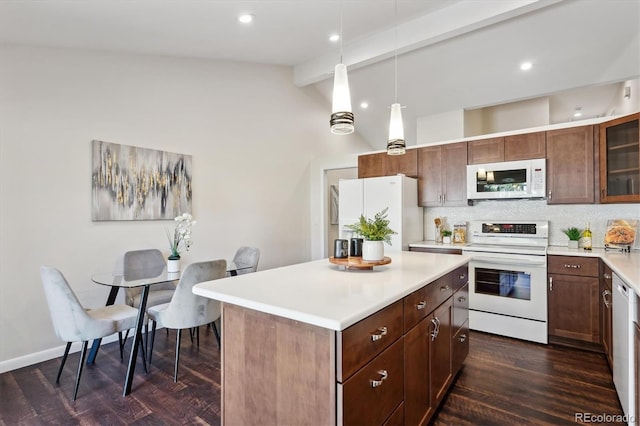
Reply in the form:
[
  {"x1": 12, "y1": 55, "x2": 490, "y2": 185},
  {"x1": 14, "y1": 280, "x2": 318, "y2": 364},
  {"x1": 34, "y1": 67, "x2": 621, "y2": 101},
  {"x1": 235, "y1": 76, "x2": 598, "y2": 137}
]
[{"x1": 481, "y1": 223, "x2": 538, "y2": 235}]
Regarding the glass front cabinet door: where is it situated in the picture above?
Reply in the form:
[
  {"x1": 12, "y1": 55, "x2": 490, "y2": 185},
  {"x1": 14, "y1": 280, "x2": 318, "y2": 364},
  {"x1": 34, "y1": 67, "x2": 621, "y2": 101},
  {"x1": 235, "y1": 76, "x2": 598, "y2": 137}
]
[{"x1": 599, "y1": 113, "x2": 640, "y2": 203}]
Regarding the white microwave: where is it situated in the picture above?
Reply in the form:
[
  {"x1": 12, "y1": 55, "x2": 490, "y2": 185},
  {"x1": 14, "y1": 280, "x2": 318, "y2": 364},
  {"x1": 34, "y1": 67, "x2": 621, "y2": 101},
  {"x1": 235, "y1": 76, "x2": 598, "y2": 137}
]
[{"x1": 467, "y1": 158, "x2": 546, "y2": 200}]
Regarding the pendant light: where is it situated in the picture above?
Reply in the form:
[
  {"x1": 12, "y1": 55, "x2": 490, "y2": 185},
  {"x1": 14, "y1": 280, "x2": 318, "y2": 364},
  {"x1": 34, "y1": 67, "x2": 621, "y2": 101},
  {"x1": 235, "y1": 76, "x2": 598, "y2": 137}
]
[
  {"x1": 330, "y1": 0, "x2": 354, "y2": 135},
  {"x1": 387, "y1": 0, "x2": 406, "y2": 155}
]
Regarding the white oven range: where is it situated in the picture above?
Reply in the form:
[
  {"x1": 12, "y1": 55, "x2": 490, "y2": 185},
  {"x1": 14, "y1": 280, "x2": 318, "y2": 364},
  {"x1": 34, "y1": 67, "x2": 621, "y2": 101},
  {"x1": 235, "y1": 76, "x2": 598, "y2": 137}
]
[{"x1": 462, "y1": 220, "x2": 549, "y2": 344}]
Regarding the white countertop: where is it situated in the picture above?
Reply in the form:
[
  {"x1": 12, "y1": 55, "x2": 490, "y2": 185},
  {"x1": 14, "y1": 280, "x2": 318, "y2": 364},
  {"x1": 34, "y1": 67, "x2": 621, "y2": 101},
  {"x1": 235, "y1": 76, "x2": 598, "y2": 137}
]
[
  {"x1": 193, "y1": 251, "x2": 470, "y2": 331},
  {"x1": 547, "y1": 246, "x2": 640, "y2": 295}
]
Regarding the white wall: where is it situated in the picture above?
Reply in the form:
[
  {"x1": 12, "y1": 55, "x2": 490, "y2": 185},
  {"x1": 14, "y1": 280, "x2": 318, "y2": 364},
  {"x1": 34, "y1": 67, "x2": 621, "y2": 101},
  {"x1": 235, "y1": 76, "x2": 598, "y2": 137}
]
[
  {"x1": 479, "y1": 97, "x2": 550, "y2": 134},
  {"x1": 0, "y1": 45, "x2": 371, "y2": 370},
  {"x1": 416, "y1": 110, "x2": 465, "y2": 145}
]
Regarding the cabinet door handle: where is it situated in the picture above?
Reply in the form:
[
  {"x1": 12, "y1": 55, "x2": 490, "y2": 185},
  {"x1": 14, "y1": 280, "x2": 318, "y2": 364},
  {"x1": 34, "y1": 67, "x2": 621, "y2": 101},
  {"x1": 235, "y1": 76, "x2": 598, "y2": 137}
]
[
  {"x1": 602, "y1": 289, "x2": 611, "y2": 308},
  {"x1": 370, "y1": 370, "x2": 388, "y2": 388},
  {"x1": 549, "y1": 276, "x2": 553, "y2": 292},
  {"x1": 440, "y1": 285, "x2": 450, "y2": 292},
  {"x1": 458, "y1": 296, "x2": 466, "y2": 302},
  {"x1": 416, "y1": 301, "x2": 426, "y2": 310},
  {"x1": 458, "y1": 333, "x2": 467, "y2": 343},
  {"x1": 430, "y1": 317, "x2": 440, "y2": 341},
  {"x1": 458, "y1": 274, "x2": 466, "y2": 280},
  {"x1": 370, "y1": 326, "x2": 388, "y2": 342},
  {"x1": 563, "y1": 264, "x2": 581, "y2": 269},
  {"x1": 603, "y1": 273, "x2": 611, "y2": 280},
  {"x1": 548, "y1": 191, "x2": 552, "y2": 200}
]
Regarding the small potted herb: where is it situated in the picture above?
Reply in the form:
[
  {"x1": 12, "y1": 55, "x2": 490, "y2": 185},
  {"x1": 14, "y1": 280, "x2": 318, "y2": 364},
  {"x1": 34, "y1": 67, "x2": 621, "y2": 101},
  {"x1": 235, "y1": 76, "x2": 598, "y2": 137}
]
[
  {"x1": 441, "y1": 229, "x2": 453, "y2": 244},
  {"x1": 562, "y1": 227, "x2": 582, "y2": 249}
]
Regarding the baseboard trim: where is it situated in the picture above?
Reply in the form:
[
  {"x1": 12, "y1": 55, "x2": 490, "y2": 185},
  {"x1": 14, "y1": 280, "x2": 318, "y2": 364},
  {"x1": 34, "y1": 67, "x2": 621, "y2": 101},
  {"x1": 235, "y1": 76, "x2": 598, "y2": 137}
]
[{"x1": 0, "y1": 333, "x2": 120, "y2": 374}]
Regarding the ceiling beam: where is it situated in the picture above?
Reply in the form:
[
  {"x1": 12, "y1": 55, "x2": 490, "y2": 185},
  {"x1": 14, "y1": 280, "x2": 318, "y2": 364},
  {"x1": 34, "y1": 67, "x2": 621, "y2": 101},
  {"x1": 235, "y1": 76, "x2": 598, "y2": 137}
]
[{"x1": 293, "y1": 0, "x2": 563, "y2": 87}]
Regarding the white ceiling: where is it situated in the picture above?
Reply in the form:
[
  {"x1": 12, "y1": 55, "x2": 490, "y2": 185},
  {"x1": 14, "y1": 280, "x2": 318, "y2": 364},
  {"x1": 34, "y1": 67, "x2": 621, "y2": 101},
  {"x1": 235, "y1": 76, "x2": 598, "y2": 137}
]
[{"x1": 1, "y1": 0, "x2": 638, "y2": 150}]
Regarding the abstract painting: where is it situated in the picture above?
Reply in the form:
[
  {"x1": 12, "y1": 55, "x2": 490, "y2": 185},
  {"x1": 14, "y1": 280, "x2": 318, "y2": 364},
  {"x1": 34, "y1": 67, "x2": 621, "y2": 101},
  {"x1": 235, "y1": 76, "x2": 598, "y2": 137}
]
[{"x1": 91, "y1": 140, "x2": 192, "y2": 221}]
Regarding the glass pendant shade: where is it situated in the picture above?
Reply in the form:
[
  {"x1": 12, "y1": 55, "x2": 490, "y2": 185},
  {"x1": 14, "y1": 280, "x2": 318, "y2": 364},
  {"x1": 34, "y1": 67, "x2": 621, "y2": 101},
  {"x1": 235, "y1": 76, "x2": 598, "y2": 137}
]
[
  {"x1": 330, "y1": 63, "x2": 354, "y2": 135},
  {"x1": 387, "y1": 103, "x2": 406, "y2": 155}
]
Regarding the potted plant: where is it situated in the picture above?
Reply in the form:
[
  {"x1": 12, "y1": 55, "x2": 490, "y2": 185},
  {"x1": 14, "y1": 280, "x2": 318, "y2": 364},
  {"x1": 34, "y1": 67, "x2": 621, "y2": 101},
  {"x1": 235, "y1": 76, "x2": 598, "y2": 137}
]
[
  {"x1": 345, "y1": 207, "x2": 397, "y2": 261},
  {"x1": 442, "y1": 229, "x2": 452, "y2": 244},
  {"x1": 166, "y1": 213, "x2": 196, "y2": 272},
  {"x1": 562, "y1": 226, "x2": 582, "y2": 249}
]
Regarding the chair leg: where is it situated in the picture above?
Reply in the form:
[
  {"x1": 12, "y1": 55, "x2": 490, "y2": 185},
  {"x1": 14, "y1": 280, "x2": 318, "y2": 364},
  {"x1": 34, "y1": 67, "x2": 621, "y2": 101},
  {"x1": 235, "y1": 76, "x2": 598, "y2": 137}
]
[
  {"x1": 212, "y1": 322, "x2": 221, "y2": 349},
  {"x1": 174, "y1": 329, "x2": 182, "y2": 383},
  {"x1": 196, "y1": 326, "x2": 200, "y2": 347},
  {"x1": 56, "y1": 342, "x2": 72, "y2": 384},
  {"x1": 73, "y1": 341, "x2": 89, "y2": 401},
  {"x1": 118, "y1": 332, "x2": 124, "y2": 362},
  {"x1": 148, "y1": 320, "x2": 157, "y2": 366}
]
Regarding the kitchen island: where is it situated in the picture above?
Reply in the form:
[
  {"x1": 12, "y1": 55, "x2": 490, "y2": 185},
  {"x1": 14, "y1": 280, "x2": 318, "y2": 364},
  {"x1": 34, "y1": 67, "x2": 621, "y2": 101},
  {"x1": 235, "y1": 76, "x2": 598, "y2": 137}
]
[{"x1": 194, "y1": 251, "x2": 470, "y2": 425}]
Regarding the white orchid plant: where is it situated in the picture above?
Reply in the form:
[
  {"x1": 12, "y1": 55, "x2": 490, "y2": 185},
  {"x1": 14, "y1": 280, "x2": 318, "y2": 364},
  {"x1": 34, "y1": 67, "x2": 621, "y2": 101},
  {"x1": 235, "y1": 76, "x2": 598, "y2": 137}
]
[{"x1": 167, "y1": 213, "x2": 196, "y2": 260}]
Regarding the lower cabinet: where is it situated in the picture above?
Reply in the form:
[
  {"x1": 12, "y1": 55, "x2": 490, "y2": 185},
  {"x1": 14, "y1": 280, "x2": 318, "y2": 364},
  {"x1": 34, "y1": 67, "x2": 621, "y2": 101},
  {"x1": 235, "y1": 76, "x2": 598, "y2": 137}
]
[
  {"x1": 548, "y1": 256, "x2": 600, "y2": 344},
  {"x1": 341, "y1": 266, "x2": 468, "y2": 426}
]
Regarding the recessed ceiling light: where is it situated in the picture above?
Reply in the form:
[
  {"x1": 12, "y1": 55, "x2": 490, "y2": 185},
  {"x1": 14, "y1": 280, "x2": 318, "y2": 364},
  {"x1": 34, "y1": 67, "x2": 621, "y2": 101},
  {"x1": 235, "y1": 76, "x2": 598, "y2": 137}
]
[
  {"x1": 360, "y1": 102, "x2": 369, "y2": 109},
  {"x1": 520, "y1": 61, "x2": 533, "y2": 71},
  {"x1": 238, "y1": 14, "x2": 254, "y2": 24},
  {"x1": 329, "y1": 34, "x2": 340, "y2": 43}
]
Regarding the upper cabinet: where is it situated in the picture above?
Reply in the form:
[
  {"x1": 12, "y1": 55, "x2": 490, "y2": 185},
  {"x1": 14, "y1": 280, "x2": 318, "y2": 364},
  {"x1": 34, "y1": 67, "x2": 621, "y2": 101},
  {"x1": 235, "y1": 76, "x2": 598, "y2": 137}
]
[
  {"x1": 467, "y1": 132, "x2": 545, "y2": 164},
  {"x1": 546, "y1": 125, "x2": 595, "y2": 204},
  {"x1": 358, "y1": 149, "x2": 418, "y2": 179},
  {"x1": 599, "y1": 113, "x2": 640, "y2": 203},
  {"x1": 417, "y1": 143, "x2": 467, "y2": 207}
]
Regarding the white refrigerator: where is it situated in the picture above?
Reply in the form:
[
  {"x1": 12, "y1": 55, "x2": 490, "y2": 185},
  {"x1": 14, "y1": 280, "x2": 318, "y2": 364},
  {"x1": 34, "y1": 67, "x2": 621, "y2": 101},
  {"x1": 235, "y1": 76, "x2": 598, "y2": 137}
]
[{"x1": 338, "y1": 175, "x2": 423, "y2": 251}]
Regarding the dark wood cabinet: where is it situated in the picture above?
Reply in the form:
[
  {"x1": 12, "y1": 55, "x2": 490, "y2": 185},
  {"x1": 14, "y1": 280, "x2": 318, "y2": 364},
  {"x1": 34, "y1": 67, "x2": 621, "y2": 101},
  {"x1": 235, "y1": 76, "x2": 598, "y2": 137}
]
[
  {"x1": 358, "y1": 149, "x2": 418, "y2": 179},
  {"x1": 600, "y1": 262, "x2": 613, "y2": 368},
  {"x1": 548, "y1": 256, "x2": 600, "y2": 344},
  {"x1": 599, "y1": 112, "x2": 640, "y2": 203},
  {"x1": 467, "y1": 133, "x2": 545, "y2": 164},
  {"x1": 505, "y1": 132, "x2": 546, "y2": 160},
  {"x1": 546, "y1": 125, "x2": 596, "y2": 204},
  {"x1": 417, "y1": 142, "x2": 467, "y2": 206},
  {"x1": 467, "y1": 137, "x2": 504, "y2": 164},
  {"x1": 403, "y1": 268, "x2": 463, "y2": 426}
]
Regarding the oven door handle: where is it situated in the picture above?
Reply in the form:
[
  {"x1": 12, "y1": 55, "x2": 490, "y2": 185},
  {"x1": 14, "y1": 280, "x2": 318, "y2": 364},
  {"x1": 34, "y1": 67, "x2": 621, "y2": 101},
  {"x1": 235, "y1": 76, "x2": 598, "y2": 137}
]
[{"x1": 468, "y1": 256, "x2": 546, "y2": 267}]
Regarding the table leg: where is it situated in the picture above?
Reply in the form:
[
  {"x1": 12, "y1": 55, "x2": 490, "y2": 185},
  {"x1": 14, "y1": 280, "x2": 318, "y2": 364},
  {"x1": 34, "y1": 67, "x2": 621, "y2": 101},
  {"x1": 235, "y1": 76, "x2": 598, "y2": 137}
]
[
  {"x1": 87, "y1": 286, "x2": 121, "y2": 364},
  {"x1": 123, "y1": 284, "x2": 150, "y2": 396}
]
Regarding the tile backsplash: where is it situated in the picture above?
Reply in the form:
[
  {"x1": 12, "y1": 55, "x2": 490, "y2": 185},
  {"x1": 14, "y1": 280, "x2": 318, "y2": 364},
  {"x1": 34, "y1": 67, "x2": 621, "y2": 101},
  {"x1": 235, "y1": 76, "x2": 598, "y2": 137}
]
[{"x1": 423, "y1": 200, "x2": 640, "y2": 248}]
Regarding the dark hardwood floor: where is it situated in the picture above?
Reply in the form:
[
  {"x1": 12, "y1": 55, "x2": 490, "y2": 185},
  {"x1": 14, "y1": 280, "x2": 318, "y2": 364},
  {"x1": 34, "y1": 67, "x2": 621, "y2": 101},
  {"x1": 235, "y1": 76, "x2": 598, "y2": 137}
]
[{"x1": 1, "y1": 329, "x2": 623, "y2": 425}]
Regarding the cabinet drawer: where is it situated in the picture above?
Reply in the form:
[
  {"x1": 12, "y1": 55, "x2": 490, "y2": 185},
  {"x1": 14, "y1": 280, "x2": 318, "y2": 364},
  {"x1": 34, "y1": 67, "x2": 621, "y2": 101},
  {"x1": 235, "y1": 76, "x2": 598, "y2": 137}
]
[
  {"x1": 382, "y1": 401, "x2": 404, "y2": 426},
  {"x1": 453, "y1": 283, "x2": 469, "y2": 330},
  {"x1": 452, "y1": 266, "x2": 468, "y2": 292},
  {"x1": 548, "y1": 256, "x2": 599, "y2": 277},
  {"x1": 404, "y1": 273, "x2": 453, "y2": 332},
  {"x1": 339, "y1": 300, "x2": 403, "y2": 381},
  {"x1": 341, "y1": 338, "x2": 404, "y2": 426},
  {"x1": 452, "y1": 320, "x2": 469, "y2": 376}
]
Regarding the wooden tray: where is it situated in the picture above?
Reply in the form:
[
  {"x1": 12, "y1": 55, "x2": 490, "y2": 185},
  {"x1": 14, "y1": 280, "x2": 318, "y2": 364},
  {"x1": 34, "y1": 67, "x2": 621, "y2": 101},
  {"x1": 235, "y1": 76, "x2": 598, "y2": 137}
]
[{"x1": 329, "y1": 256, "x2": 392, "y2": 270}]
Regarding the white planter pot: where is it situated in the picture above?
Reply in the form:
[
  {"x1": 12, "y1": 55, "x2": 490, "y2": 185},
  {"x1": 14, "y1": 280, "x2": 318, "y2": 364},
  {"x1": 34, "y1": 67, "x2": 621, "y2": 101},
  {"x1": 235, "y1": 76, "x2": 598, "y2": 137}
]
[
  {"x1": 443, "y1": 236, "x2": 451, "y2": 244},
  {"x1": 167, "y1": 258, "x2": 180, "y2": 273},
  {"x1": 568, "y1": 240, "x2": 579, "y2": 249},
  {"x1": 362, "y1": 240, "x2": 384, "y2": 261}
]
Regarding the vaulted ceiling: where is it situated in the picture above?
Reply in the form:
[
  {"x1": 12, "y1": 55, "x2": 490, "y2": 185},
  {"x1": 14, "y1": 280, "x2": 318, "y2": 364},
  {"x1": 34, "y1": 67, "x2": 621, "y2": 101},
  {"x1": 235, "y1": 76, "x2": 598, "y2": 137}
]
[{"x1": 1, "y1": 0, "x2": 638, "y2": 149}]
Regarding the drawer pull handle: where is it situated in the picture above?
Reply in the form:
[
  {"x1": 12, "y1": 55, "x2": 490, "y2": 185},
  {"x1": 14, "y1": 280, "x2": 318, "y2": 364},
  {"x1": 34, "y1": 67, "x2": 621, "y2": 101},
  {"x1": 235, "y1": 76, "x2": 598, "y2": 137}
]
[
  {"x1": 371, "y1": 326, "x2": 388, "y2": 342},
  {"x1": 416, "y1": 301, "x2": 426, "y2": 310},
  {"x1": 458, "y1": 274, "x2": 466, "y2": 280},
  {"x1": 370, "y1": 370, "x2": 388, "y2": 388},
  {"x1": 458, "y1": 333, "x2": 467, "y2": 343},
  {"x1": 440, "y1": 285, "x2": 450, "y2": 292},
  {"x1": 563, "y1": 264, "x2": 581, "y2": 269},
  {"x1": 457, "y1": 296, "x2": 466, "y2": 302},
  {"x1": 603, "y1": 273, "x2": 611, "y2": 279}
]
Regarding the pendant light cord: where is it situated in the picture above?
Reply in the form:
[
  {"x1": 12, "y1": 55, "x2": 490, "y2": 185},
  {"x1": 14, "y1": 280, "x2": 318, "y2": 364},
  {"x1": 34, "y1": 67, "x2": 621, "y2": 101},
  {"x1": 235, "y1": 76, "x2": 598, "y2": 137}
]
[
  {"x1": 394, "y1": 0, "x2": 398, "y2": 103},
  {"x1": 339, "y1": 0, "x2": 344, "y2": 64}
]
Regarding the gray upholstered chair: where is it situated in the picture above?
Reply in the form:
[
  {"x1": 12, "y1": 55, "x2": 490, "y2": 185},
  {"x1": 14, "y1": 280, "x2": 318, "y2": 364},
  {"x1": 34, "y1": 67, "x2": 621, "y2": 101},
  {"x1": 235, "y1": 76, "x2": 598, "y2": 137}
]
[
  {"x1": 123, "y1": 249, "x2": 175, "y2": 309},
  {"x1": 40, "y1": 266, "x2": 138, "y2": 400},
  {"x1": 147, "y1": 259, "x2": 227, "y2": 382},
  {"x1": 231, "y1": 246, "x2": 260, "y2": 275}
]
